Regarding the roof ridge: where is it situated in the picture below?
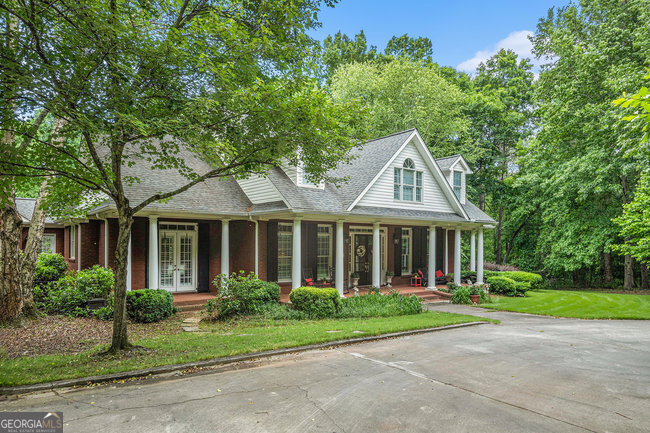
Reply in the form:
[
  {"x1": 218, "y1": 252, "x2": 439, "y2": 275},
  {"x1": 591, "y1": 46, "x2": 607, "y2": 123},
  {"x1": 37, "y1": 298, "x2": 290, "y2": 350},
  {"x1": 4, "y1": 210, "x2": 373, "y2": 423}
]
[
  {"x1": 436, "y1": 154, "x2": 462, "y2": 161},
  {"x1": 361, "y1": 128, "x2": 416, "y2": 145},
  {"x1": 15, "y1": 197, "x2": 37, "y2": 201}
]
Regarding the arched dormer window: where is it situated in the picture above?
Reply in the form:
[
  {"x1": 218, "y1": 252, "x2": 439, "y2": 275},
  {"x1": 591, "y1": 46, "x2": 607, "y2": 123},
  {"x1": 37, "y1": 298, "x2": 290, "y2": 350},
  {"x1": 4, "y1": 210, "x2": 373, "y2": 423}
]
[{"x1": 394, "y1": 158, "x2": 423, "y2": 202}]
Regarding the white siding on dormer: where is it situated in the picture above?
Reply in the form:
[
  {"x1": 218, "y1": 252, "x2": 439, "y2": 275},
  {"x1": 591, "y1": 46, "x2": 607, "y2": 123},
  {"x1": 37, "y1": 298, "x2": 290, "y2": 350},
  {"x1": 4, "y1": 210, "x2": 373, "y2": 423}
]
[
  {"x1": 446, "y1": 170, "x2": 466, "y2": 205},
  {"x1": 356, "y1": 140, "x2": 455, "y2": 213},
  {"x1": 237, "y1": 176, "x2": 283, "y2": 204},
  {"x1": 282, "y1": 163, "x2": 299, "y2": 185}
]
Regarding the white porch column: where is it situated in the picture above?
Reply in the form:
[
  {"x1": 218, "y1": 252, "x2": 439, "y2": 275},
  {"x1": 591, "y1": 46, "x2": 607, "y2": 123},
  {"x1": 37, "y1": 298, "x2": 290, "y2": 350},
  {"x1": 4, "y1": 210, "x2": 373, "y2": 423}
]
[
  {"x1": 254, "y1": 220, "x2": 259, "y2": 276},
  {"x1": 454, "y1": 228, "x2": 462, "y2": 285},
  {"x1": 336, "y1": 220, "x2": 344, "y2": 297},
  {"x1": 427, "y1": 225, "x2": 436, "y2": 288},
  {"x1": 221, "y1": 219, "x2": 230, "y2": 277},
  {"x1": 126, "y1": 231, "x2": 132, "y2": 291},
  {"x1": 148, "y1": 215, "x2": 159, "y2": 290},
  {"x1": 470, "y1": 230, "x2": 476, "y2": 272},
  {"x1": 103, "y1": 219, "x2": 109, "y2": 268},
  {"x1": 77, "y1": 225, "x2": 82, "y2": 271},
  {"x1": 372, "y1": 222, "x2": 381, "y2": 288},
  {"x1": 477, "y1": 228, "x2": 485, "y2": 284},
  {"x1": 291, "y1": 218, "x2": 302, "y2": 289},
  {"x1": 444, "y1": 228, "x2": 449, "y2": 275}
]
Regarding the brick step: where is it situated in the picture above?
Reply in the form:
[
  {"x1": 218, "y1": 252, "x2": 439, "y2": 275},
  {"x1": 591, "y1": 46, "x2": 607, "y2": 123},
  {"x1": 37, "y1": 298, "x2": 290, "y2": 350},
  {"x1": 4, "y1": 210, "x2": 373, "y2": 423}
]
[{"x1": 176, "y1": 304, "x2": 206, "y2": 312}]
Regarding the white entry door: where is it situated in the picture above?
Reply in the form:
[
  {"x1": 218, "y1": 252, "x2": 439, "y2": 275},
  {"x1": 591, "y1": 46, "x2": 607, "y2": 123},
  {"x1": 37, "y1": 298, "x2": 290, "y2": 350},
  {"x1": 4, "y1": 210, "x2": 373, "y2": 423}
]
[{"x1": 159, "y1": 224, "x2": 197, "y2": 292}]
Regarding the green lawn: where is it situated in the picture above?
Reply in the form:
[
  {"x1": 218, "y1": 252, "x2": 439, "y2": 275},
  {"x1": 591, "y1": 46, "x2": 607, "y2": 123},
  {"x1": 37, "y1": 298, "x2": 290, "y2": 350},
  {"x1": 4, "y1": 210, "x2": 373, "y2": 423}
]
[
  {"x1": 0, "y1": 311, "x2": 494, "y2": 387},
  {"x1": 481, "y1": 290, "x2": 650, "y2": 319}
]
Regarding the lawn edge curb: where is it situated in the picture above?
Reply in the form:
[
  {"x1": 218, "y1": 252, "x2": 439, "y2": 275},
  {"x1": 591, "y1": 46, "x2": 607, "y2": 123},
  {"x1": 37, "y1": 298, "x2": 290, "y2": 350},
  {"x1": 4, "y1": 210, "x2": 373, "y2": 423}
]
[{"x1": 1, "y1": 321, "x2": 488, "y2": 395}]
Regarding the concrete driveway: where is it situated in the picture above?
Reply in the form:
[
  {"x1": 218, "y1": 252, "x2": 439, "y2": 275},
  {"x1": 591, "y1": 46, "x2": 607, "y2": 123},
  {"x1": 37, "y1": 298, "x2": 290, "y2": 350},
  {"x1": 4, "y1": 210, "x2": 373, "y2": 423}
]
[{"x1": 2, "y1": 305, "x2": 649, "y2": 433}]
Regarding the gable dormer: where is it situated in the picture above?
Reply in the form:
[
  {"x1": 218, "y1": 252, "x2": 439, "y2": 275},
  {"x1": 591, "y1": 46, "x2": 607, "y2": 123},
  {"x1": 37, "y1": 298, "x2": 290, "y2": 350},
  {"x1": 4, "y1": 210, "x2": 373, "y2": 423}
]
[
  {"x1": 281, "y1": 157, "x2": 324, "y2": 189},
  {"x1": 436, "y1": 155, "x2": 472, "y2": 205}
]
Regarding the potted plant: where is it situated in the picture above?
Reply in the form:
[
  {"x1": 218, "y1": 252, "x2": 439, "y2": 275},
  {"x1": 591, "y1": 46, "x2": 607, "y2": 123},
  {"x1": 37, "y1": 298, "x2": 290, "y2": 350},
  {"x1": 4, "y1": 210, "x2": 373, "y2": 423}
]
[
  {"x1": 468, "y1": 285, "x2": 481, "y2": 305},
  {"x1": 385, "y1": 270, "x2": 394, "y2": 288}
]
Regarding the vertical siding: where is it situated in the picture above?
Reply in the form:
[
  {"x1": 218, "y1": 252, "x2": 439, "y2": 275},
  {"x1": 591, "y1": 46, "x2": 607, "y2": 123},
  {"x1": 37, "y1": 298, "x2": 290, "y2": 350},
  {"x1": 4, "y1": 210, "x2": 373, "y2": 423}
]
[
  {"x1": 237, "y1": 176, "x2": 283, "y2": 204},
  {"x1": 356, "y1": 140, "x2": 455, "y2": 213}
]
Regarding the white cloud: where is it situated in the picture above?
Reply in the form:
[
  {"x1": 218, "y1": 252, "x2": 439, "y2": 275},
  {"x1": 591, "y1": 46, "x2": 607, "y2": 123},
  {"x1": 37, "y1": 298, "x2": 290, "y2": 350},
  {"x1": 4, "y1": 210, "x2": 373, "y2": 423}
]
[{"x1": 457, "y1": 30, "x2": 537, "y2": 73}]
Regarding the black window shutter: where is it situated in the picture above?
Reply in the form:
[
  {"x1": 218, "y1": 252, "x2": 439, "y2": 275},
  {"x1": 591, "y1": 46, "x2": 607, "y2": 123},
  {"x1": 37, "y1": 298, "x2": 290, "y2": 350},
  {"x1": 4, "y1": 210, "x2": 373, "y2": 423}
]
[
  {"x1": 308, "y1": 223, "x2": 318, "y2": 278},
  {"x1": 412, "y1": 227, "x2": 422, "y2": 272},
  {"x1": 301, "y1": 222, "x2": 309, "y2": 279},
  {"x1": 197, "y1": 223, "x2": 210, "y2": 292},
  {"x1": 436, "y1": 227, "x2": 444, "y2": 273},
  {"x1": 267, "y1": 221, "x2": 278, "y2": 282},
  {"x1": 394, "y1": 227, "x2": 402, "y2": 276}
]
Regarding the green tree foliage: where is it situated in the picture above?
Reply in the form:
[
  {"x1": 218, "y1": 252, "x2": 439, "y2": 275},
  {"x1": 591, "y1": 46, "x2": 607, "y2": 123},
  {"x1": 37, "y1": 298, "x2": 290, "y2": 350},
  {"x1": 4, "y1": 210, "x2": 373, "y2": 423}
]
[
  {"x1": 1, "y1": 0, "x2": 363, "y2": 350},
  {"x1": 516, "y1": 0, "x2": 649, "y2": 285},
  {"x1": 330, "y1": 58, "x2": 468, "y2": 156},
  {"x1": 384, "y1": 34, "x2": 433, "y2": 63},
  {"x1": 614, "y1": 72, "x2": 650, "y2": 262},
  {"x1": 321, "y1": 30, "x2": 378, "y2": 82}
]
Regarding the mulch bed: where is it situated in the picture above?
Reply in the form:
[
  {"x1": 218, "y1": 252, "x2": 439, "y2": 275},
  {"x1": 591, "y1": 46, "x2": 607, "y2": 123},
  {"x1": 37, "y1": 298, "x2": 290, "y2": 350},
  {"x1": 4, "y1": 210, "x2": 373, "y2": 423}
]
[{"x1": 0, "y1": 314, "x2": 186, "y2": 359}]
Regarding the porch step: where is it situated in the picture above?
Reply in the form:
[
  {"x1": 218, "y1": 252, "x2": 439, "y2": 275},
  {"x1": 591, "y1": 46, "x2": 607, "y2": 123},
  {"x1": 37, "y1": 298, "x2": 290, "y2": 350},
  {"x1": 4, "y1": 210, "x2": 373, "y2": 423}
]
[
  {"x1": 173, "y1": 293, "x2": 216, "y2": 312},
  {"x1": 176, "y1": 304, "x2": 206, "y2": 312}
]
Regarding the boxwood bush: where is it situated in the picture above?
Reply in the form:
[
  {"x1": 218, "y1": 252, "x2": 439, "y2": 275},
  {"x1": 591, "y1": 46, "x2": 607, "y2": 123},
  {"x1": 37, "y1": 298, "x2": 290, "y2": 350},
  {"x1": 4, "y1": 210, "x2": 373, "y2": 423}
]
[
  {"x1": 486, "y1": 276, "x2": 517, "y2": 297},
  {"x1": 126, "y1": 289, "x2": 175, "y2": 323},
  {"x1": 33, "y1": 253, "x2": 68, "y2": 307},
  {"x1": 42, "y1": 265, "x2": 115, "y2": 317},
  {"x1": 498, "y1": 271, "x2": 543, "y2": 291},
  {"x1": 207, "y1": 272, "x2": 281, "y2": 319},
  {"x1": 289, "y1": 286, "x2": 340, "y2": 318},
  {"x1": 336, "y1": 291, "x2": 421, "y2": 318}
]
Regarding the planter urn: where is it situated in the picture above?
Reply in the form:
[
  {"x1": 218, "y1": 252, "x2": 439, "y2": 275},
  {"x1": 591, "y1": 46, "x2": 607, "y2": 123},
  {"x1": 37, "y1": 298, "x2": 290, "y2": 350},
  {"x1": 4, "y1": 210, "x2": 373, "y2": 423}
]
[{"x1": 469, "y1": 294, "x2": 480, "y2": 305}]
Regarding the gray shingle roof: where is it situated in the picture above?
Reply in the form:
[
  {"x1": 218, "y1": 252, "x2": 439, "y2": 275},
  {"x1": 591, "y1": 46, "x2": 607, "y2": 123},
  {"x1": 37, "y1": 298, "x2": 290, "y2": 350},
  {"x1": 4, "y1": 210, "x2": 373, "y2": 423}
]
[
  {"x1": 462, "y1": 201, "x2": 496, "y2": 223},
  {"x1": 93, "y1": 139, "x2": 252, "y2": 215},
  {"x1": 435, "y1": 155, "x2": 462, "y2": 171},
  {"x1": 265, "y1": 167, "x2": 346, "y2": 212},
  {"x1": 15, "y1": 198, "x2": 57, "y2": 224},
  {"x1": 329, "y1": 129, "x2": 416, "y2": 208},
  {"x1": 350, "y1": 206, "x2": 466, "y2": 222}
]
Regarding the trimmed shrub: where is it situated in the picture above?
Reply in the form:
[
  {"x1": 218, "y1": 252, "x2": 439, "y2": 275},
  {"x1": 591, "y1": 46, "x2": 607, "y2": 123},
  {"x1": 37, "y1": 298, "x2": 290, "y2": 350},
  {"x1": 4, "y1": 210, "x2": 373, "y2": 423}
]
[
  {"x1": 336, "y1": 292, "x2": 422, "y2": 318},
  {"x1": 446, "y1": 282, "x2": 461, "y2": 292},
  {"x1": 256, "y1": 303, "x2": 307, "y2": 320},
  {"x1": 486, "y1": 276, "x2": 517, "y2": 297},
  {"x1": 484, "y1": 262, "x2": 520, "y2": 272},
  {"x1": 449, "y1": 271, "x2": 477, "y2": 283},
  {"x1": 289, "y1": 287, "x2": 340, "y2": 318},
  {"x1": 126, "y1": 289, "x2": 175, "y2": 323},
  {"x1": 208, "y1": 272, "x2": 281, "y2": 319},
  {"x1": 43, "y1": 266, "x2": 115, "y2": 317},
  {"x1": 451, "y1": 286, "x2": 471, "y2": 304},
  {"x1": 499, "y1": 271, "x2": 543, "y2": 291},
  {"x1": 33, "y1": 253, "x2": 68, "y2": 308}
]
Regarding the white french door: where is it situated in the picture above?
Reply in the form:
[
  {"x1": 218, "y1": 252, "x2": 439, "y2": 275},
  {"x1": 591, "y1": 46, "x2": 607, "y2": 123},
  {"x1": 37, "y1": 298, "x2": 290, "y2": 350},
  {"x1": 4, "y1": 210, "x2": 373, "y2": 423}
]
[{"x1": 159, "y1": 224, "x2": 197, "y2": 292}]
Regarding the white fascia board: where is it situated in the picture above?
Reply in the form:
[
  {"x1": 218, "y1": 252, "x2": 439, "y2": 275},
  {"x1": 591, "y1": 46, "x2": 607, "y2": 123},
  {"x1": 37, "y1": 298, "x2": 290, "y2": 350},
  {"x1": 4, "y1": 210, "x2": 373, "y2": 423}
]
[
  {"x1": 448, "y1": 156, "x2": 473, "y2": 174},
  {"x1": 411, "y1": 130, "x2": 470, "y2": 220},
  {"x1": 345, "y1": 130, "x2": 417, "y2": 211}
]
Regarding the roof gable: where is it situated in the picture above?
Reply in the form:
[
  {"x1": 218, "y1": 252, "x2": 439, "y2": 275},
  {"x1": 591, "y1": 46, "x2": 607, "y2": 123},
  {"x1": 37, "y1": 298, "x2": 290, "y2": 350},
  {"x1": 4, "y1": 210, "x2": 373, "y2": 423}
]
[{"x1": 348, "y1": 130, "x2": 469, "y2": 219}]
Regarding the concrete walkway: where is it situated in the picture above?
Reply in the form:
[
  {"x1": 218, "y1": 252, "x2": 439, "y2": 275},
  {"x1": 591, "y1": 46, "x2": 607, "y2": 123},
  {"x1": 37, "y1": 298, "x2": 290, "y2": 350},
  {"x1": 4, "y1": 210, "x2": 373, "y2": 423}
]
[{"x1": 3, "y1": 306, "x2": 649, "y2": 432}]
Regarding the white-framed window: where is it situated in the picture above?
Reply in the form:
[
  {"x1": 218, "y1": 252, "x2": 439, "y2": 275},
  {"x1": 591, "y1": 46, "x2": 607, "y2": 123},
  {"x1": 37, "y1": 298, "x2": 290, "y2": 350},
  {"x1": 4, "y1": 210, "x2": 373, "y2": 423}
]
[
  {"x1": 277, "y1": 223, "x2": 293, "y2": 282},
  {"x1": 41, "y1": 234, "x2": 56, "y2": 254},
  {"x1": 453, "y1": 171, "x2": 462, "y2": 200},
  {"x1": 394, "y1": 159, "x2": 423, "y2": 202},
  {"x1": 316, "y1": 225, "x2": 332, "y2": 280},
  {"x1": 69, "y1": 225, "x2": 76, "y2": 259},
  {"x1": 401, "y1": 228, "x2": 412, "y2": 275}
]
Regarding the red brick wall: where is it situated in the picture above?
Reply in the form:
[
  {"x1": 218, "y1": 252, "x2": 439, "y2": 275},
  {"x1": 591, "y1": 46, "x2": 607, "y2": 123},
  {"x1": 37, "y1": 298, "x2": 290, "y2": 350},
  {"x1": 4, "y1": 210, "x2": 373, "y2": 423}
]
[
  {"x1": 230, "y1": 220, "x2": 256, "y2": 276},
  {"x1": 257, "y1": 221, "x2": 267, "y2": 281},
  {"x1": 64, "y1": 225, "x2": 76, "y2": 271},
  {"x1": 19, "y1": 227, "x2": 64, "y2": 255},
  {"x1": 98, "y1": 221, "x2": 106, "y2": 267},
  {"x1": 208, "y1": 221, "x2": 221, "y2": 292},
  {"x1": 80, "y1": 221, "x2": 100, "y2": 270},
  {"x1": 130, "y1": 217, "x2": 148, "y2": 290}
]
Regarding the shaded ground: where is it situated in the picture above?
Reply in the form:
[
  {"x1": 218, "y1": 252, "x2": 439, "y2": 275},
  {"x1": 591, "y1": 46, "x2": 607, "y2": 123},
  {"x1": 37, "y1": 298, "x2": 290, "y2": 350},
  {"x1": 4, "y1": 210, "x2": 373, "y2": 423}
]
[
  {"x1": 4, "y1": 305, "x2": 649, "y2": 433},
  {"x1": 0, "y1": 314, "x2": 183, "y2": 358}
]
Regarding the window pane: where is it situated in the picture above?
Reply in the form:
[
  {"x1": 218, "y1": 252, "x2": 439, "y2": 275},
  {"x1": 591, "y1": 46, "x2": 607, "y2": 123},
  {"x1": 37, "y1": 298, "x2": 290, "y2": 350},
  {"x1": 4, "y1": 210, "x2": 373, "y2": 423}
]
[
  {"x1": 394, "y1": 184, "x2": 400, "y2": 200},
  {"x1": 403, "y1": 186, "x2": 414, "y2": 201},
  {"x1": 454, "y1": 171, "x2": 462, "y2": 187},
  {"x1": 394, "y1": 168, "x2": 401, "y2": 183},
  {"x1": 416, "y1": 187, "x2": 422, "y2": 202},
  {"x1": 454, "y1": 186, "x2": 461, "y2": 200},
  {"x1": 278, "y1": 223, "x2": 293, "y2": 281},
  {"x1": 403, "y1": 170, "x2": 414, "y2": 185},
  {"x1": 416, "y1": 171, "x2": 422, "y2": 186},
  {"x1": 401, "y1": 235, "x2": 410, "y2": 274},
  {"x1": 403, "y1": 158, "x2": 415, "y2": 169},
  {"x1": 317, "y1": 226, "x2": 331, "y2": 280}
]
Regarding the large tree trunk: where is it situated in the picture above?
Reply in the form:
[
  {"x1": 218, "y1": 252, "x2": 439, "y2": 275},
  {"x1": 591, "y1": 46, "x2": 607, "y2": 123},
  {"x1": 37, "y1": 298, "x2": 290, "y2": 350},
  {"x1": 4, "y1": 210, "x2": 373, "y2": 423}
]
[
  {"x1": 602, "y1": 252, "x2": 614, "y2": 286},
  {"x1": 108, "y1": 211, "x2": 133, "y2": 353},
  {"x1": 640, "y1": 262, "x2": 648, "y2": 291},
  {"x1": 19, "y1": 179, "x2": 49, "y2": 317},
  {"x1": 0, "y1": 191, "x2": 24, "y2": 322},
  {"x1": 623, "y1": 255, "x2": 635, "y2": 290}
]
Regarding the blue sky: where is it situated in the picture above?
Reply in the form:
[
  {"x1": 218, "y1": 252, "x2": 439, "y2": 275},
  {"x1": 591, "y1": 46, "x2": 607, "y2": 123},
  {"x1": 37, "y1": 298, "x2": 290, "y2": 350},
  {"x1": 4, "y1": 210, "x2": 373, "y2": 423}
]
[{"x1": 310, "y1": 0, "x2": 569, "y2": 72}]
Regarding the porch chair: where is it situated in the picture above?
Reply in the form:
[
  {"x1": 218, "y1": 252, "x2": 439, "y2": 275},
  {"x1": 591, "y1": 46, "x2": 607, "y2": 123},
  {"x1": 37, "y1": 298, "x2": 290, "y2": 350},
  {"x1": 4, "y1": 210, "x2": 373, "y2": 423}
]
[
  {"x1": 434, "y1": 270, "x2": 447, "y2": 286},
  {"x1": 302, "y1": 268, "x2": 315, "y2": 287},
  {"x1": 416, "y1": 268, "x2": 428, "y2": 287}
]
